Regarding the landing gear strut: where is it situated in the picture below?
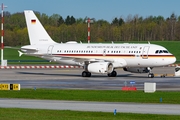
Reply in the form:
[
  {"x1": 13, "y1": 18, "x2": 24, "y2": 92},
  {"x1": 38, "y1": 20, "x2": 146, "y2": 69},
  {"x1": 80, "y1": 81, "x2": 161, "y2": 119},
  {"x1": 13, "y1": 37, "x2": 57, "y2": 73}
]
[
  {"x1": 107, "y1": 71, "x2": 117, "y2": 77},
  {"x1": 82, "y1": 71, "x2": 91, "y2": 77},
  {"x1": 147, "y1": 67, "x2": 154, "y2": 78}
]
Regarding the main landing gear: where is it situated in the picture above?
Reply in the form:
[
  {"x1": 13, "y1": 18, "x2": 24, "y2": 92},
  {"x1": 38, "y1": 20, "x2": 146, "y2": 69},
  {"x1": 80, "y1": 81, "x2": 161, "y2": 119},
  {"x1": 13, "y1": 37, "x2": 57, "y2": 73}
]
[
  {"x1": 107, "y1": 71, "x2": 117, "y2": 77},
  {"x1": 81, "y1": 70, "x2": 117, "y2": 77},
  {"x1": 82, "y1": 71, "x2": 91, "y2": 77}
]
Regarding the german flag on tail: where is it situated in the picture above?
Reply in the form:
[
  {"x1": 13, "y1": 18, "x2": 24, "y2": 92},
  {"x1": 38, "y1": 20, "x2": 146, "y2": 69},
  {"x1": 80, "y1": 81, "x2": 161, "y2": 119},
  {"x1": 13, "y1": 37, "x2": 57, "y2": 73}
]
[{"x1": 31, "y1": 19, "x2": 36, "y2": 24}]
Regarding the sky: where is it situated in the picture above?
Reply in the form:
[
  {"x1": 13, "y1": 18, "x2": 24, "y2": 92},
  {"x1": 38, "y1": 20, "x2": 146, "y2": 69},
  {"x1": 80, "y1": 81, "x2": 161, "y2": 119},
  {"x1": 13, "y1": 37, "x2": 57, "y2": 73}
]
[{"x1": 1, "y1": 0, "x2": 180, "y2": 22}]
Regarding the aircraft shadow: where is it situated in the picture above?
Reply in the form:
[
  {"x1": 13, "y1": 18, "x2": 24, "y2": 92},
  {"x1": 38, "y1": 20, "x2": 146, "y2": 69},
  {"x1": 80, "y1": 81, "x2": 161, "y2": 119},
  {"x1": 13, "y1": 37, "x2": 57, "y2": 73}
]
[
  {"x1": 17, "y1": 72, "x2": 80, "y2": 77},
  {"x1": 17, "y1": 71, "x2": 150, "y2": 78}
]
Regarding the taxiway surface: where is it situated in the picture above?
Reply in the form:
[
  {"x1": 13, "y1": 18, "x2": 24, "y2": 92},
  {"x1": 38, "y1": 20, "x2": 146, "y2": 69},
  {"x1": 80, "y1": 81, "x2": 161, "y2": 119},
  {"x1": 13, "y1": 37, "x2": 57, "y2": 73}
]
[{"x1": 0, "y1": 66, "x2": 179, "y2": 90}]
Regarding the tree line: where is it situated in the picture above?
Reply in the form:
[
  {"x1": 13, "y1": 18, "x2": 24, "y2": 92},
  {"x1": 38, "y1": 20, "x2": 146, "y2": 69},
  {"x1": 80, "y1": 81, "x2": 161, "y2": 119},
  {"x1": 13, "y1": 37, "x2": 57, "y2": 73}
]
[{"x1": 1, "y1": 11, "x2": 180, "y2": 46}]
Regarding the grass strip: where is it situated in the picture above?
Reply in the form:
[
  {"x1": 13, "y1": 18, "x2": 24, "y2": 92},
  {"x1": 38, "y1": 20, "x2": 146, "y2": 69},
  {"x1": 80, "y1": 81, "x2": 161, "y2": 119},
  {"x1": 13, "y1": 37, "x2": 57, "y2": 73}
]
[
  {"x1": 0, "y1": 108, "x2": 179, "y2": 120},
  {"x1": 0, "y1": 89, "x2": 180, "y2": 104}
]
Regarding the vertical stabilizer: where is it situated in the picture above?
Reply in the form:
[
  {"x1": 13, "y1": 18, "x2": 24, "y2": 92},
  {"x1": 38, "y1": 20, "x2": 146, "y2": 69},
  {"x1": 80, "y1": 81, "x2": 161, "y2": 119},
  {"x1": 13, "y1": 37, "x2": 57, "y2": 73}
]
[{"x1": 24, "y1": 10, "x2": 56, "y2": 45}]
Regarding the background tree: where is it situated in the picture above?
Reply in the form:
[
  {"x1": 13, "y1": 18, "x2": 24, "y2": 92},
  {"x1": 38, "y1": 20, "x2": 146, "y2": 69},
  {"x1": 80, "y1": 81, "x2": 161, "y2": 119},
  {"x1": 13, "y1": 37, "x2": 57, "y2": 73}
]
[
  {"x1": 57, "y1": 16, "x2": 64, "y2": 26},
  {"x1": 2, "y1": 11, "x2": 180, "y2": 47},
  {"x1": 111, "y1": 17, "x2": 119, "y2": 26}
]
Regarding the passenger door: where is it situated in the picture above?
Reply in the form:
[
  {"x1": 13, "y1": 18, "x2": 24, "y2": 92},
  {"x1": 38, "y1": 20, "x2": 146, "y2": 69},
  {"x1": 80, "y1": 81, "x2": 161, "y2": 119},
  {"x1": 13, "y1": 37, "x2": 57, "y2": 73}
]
[
  {"x1": 142, "y1": 46, "x2": 149, "y2": 59},
  {"x1": 47, "y1": 45, "x2": 54, "y2": 55}
]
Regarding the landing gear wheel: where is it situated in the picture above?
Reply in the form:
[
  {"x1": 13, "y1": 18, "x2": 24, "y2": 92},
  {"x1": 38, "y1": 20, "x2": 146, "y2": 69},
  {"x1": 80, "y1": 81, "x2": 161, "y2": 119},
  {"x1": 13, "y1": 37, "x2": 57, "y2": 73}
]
[
  {"x1": 86, "y1": 72, "x2": 91, "y2": 77},
  {"x1": 82, "y1": 71, "x2": 91, "y2": 77},
  {"x1": 108, "y1": 73, "x2": 111, "y2": 77},
  {"x1": 82, "y1": 71, "x2": 87, "y2": 77},
  {"x1": 148, "y1": 73, "x2": 154, "y2": 78},
  {"x1": 108, "y1": 71, "x2": 117, "y2": 77}
]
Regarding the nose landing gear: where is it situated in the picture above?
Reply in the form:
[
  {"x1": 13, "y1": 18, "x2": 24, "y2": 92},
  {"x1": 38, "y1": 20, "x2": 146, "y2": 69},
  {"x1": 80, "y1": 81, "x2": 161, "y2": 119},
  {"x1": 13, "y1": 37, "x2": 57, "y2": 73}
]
[
  {"x1": 147, "y1": 67, "x2": 154, "y2": 78},
  {"x1": 148, "y1": 73, "x2": 154, "y2": 78}
]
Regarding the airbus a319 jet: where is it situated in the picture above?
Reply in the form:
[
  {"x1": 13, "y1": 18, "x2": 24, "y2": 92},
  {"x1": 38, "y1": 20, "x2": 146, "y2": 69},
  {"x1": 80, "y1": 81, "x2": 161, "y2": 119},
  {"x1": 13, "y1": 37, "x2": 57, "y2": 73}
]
[{"x1": 20, "y1": 10, "x2": 176, "y2": 78}]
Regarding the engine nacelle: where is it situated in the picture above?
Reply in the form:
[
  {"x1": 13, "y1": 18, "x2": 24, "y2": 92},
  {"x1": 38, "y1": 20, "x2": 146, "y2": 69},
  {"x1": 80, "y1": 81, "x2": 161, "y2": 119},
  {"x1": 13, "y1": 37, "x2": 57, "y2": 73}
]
[
  {"x1": 87, "y1": 62, "x2": 113, "y2": 74},
  {"x1": 123, "y1": 67, "x2": 150, "y2": 73}
]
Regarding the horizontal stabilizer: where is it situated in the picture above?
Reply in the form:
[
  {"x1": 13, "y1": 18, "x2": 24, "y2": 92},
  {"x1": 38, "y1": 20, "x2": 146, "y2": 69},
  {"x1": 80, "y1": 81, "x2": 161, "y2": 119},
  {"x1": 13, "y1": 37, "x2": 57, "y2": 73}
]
[
  {"x1": 18, "y1": 50, "x2": 24, "y2": 57},
  {"x1": 4, "y1": 46, "x2": 20, "y2": 49}
]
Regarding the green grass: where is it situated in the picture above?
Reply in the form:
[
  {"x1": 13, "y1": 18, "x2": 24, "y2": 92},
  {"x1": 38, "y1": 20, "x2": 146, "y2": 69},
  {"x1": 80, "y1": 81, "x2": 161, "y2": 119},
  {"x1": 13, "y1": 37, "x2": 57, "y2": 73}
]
[
  {"x1": 1, "y1": 89, "x2": 180, "y2": 104},
  {"x1": 1, "y1": 41, "x2": 180, "y2": 64},
  {"x1": 0, "y1": 108, "x2": 179, "y2": 120}
]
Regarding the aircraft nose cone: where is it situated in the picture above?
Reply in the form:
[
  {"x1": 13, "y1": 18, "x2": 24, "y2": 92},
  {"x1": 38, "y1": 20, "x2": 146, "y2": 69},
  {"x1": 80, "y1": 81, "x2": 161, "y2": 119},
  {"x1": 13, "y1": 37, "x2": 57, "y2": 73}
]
[{"x1": 170, "y1": 56, "x2": 176, "y2": 64}]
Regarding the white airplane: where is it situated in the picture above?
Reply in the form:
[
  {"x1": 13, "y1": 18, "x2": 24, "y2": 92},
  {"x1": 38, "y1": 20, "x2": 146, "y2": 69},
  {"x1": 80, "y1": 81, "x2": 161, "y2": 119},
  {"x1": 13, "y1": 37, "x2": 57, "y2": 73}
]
[{"x1": 20, "y1": 10, "x2": 176, "y2": 78}]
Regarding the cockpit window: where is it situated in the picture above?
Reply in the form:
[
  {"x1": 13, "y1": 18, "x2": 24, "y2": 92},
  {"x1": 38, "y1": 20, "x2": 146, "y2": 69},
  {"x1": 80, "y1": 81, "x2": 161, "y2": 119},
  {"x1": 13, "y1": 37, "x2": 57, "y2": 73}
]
[
  {"x1": 163, "y1": 50, "x2": 168, "y2": 53},
  {"x1": 155, "y1": 50, "x2": 159, "y2": 53},
  {"x1": 155, "y1": 50, "x2": 169, "y2": 54}
]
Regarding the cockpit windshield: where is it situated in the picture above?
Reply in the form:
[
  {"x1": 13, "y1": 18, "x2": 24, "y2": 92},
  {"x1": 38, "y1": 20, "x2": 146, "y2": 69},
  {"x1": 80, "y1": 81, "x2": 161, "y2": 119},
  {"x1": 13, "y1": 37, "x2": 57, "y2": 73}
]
[{"x1": 155, "y1": 50, "x2": 169, "y2": 54}]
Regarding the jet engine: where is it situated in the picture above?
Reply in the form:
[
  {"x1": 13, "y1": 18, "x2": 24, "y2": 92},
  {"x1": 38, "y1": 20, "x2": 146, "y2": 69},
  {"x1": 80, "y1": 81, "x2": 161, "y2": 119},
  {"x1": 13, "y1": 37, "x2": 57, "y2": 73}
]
[
  {"x1": 123, "y1": 67, "x2": 150, "y2": 73},
  {"x1": 87, "y1": 62, "x2": 113, "y2": 74}
]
